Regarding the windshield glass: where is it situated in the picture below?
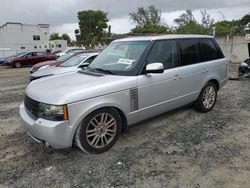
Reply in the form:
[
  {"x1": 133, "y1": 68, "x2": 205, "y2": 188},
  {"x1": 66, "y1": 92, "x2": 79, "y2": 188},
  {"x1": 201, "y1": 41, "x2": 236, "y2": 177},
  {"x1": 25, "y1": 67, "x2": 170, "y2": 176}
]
[
  {"x1": 57, "y1": 52, "x2": 75, "y2": 62},
  {"x1": 88, "y1": 41, "x2": 148, "y2": 74},
  {"x1": 60, "y1": 54, "x2": 87, "y2": 67}
]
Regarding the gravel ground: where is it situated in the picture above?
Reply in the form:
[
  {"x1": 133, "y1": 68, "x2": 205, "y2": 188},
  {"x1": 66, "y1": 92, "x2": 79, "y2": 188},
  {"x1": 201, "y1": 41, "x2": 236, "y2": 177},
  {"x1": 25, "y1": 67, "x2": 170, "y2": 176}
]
[{"x1": 0, "y1": 65, "x2": 249, "y2": 188}]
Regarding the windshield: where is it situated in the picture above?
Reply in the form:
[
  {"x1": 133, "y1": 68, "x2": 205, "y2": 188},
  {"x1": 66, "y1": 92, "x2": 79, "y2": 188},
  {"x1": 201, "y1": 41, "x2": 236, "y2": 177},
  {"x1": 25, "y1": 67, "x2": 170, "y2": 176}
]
[
  {"x1": 60, "y1": 54, "x2": 87, "y2": 67},
  {"x1": 88, "y1": 41, "x2": 148, "y2": 74},
  {"x1": 57, "y1": 52, "x2": 75, "y2": 62}
]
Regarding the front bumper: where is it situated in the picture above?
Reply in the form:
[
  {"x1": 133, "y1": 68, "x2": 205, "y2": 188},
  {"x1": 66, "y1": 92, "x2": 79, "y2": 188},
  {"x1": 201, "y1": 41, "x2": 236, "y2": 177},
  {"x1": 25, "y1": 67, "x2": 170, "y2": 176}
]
[{"x1": 19, "y1": 103, "x2": 74, "y2": 149}]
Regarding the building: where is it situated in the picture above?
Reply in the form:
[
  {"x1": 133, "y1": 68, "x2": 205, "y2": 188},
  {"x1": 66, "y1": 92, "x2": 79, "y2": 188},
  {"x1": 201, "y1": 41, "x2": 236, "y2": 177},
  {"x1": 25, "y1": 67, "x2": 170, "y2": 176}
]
[
  {"x1": 0, "y1": 22, "x2": 68, "y2": 57},
  {"x1": 0, "y1": 22, "x2": 50, "y2": 50},
  {"x1": 44, "y1": 39, "x2": 67, "y2": 53}
]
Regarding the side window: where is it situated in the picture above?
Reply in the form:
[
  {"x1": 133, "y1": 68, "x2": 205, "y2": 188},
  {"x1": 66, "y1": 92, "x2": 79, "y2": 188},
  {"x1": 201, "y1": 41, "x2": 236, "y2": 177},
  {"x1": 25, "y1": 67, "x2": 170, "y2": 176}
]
[
  {"x1": 31, "y1": 52, "x2": 37, "y2": 56},
  {"x1": 201, "y1": 39, "x2": 221, "y2": 61},
  {"x1": 180, "y1": 39, "x2": 199, "y2": 66},
  {"x1": 147, "y1": 40, "x2": 178, "y2": 69},
  {"x1": 37, "y1": 52, "x2": 44, "y2": 56}
]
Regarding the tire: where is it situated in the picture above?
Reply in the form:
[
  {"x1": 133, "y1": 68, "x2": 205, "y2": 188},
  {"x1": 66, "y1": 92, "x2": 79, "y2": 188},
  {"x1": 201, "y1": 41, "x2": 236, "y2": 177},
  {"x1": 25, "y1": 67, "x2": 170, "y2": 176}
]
[
  {"x1": 14, "y1": 62, "x2": 22, "y2": 68},
  {"x1": 74, "y1": 108, "x2": 122, "y2": 154},
  {"x1": 195, "y1": 82, "x2": 217, "y2": 113}
]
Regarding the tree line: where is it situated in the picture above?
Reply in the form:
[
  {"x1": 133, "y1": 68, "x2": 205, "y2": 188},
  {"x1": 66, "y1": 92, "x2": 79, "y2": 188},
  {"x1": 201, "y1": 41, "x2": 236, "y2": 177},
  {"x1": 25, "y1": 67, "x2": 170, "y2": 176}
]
[{"x1": 50, "y1": 5, "x2": 250, "y2": 48}]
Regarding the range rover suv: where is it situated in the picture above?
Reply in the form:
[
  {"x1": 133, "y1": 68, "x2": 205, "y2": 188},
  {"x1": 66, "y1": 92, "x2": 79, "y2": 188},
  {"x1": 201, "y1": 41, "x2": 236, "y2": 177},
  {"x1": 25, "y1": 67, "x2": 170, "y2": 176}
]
[{"x1": 20, "y1": 35, "x2": 228, "y2": 154}]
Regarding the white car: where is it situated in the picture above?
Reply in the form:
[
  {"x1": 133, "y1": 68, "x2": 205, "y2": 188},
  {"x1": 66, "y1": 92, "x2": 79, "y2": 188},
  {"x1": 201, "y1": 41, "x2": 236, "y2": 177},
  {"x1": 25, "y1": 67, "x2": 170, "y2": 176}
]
[
  {"x1": 30, "y1": 52, "x2": 98, "y2": 82},
  {"x1": 55, "y1": 47, "x2": 85, "y2": 57}
]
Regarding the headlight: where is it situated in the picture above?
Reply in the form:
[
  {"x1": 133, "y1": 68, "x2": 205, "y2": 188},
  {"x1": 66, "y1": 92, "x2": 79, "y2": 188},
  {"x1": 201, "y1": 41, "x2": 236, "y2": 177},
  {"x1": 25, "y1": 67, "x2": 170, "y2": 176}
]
[{"x1": 38, "y1": 103, "x2": 68, "y2": 121}]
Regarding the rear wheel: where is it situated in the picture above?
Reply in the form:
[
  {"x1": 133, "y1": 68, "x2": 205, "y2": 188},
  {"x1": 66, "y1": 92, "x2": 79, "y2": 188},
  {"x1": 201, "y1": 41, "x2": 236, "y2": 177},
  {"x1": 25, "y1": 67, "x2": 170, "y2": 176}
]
[
  {"x1": 74, "y1": 108, "x2": 122, "y2": 154},
  {"x1": 14, "y1": 62, "x2": 21, "y2": 68},
  {"x1": 195, "y1": 82, "x2": 217, "y2": 112}
]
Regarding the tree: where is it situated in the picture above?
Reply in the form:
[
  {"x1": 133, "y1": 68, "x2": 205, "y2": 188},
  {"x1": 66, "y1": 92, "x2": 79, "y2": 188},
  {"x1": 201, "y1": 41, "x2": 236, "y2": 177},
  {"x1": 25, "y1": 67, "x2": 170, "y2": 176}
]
[
  {"x1": 174, "y1": 10, "x2": 214, "y2": 34},
  {"x1": 49, "y1": 33, "x2": 61, "y2": 40},
  {"x1": 76, "y1": 10, "x2": 109, "y2": 48},
  {"x1": 240, "y1": 14, "x2": 250, "y2": 26},
  {"x1": 200, "y1": 10, "x2": 214, "y2": 28},
  {"x1": 61, "y1": 33, "x2": 71, "y2": 45},
  {"x1": 174, "y1": 10, "x2": 195, "y2": 27},
  {"x1": 129, "y1": 5, "x2": 170, "y2": 34}
]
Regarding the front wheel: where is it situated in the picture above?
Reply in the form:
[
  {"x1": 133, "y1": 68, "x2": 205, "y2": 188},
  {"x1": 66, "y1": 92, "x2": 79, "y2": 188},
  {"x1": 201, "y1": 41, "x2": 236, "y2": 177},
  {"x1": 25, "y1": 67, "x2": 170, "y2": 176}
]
[
  {"x1": 195, "y1": 82, "x2": 217, "y2": 112},
  {"x1": 74, "y1": 108, "x2": 122, "y2": 154},
  {"x1": 14, "y1": 62, "x2": 22, "y2": 68}
]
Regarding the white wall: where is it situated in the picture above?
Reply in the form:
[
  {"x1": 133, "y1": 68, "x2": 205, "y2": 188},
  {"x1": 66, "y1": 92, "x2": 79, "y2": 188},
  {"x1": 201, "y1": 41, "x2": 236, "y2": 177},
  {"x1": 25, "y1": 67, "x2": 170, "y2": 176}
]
[{"x1": 216, "y1": 35, "x2": 250, "y2": 62}]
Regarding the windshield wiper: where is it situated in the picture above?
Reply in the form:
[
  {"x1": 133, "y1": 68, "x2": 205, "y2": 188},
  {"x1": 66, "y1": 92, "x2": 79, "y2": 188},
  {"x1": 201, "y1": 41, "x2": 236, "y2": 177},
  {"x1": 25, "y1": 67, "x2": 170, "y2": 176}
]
[{"x1": 93, "y1": 68, "x2": 116, "y2": 75}]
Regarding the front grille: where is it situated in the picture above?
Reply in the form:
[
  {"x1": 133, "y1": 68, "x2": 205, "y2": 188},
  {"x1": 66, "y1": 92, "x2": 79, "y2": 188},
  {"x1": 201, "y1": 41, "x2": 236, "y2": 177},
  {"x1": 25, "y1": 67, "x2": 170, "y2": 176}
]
[{"x1": 24, "y1": 95, "x2": 39, "y2": 117}]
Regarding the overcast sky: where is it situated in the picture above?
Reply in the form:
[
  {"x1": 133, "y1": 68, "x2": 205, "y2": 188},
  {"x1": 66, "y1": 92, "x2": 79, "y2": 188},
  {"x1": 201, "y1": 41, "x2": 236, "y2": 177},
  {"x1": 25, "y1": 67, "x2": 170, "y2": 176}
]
[{"x1": 1, "y1": 0, "x2": 250, "y2": 39}]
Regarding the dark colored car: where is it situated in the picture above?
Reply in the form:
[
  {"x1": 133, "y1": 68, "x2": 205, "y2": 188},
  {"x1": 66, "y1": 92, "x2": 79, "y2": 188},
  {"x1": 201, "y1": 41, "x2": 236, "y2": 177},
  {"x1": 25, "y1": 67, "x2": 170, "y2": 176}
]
[
  {"x1": 7, "y1": 51, "x2": 57, "y2": 68},
  {"x1": 0, "y1": 51, "x2": 27, "y2": 65},
  {"x1": 30, "y1": 50, "x2": 98, "y2": 73},
  {"x1": 238, "y1": 58, "x2": 250, "y2": 78}
]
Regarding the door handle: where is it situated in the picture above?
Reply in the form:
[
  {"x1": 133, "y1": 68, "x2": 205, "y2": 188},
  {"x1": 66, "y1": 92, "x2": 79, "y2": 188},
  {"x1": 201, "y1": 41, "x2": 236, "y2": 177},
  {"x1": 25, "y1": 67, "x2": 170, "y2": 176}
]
[
  {"x1": 173, "y1": 75, "x2": 182, "y2": 80},
  {"x1": 202, "y1": 69, "x2": 208, "y2": 73}
]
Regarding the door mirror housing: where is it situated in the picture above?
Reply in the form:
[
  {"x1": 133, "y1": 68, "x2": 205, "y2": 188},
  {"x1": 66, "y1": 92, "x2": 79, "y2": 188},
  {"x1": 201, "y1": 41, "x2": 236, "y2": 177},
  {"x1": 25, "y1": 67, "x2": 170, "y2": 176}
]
[
  {"x1": 78, "y1": 63, "x2": 89, "y2": 68},
  {"x1": 144, "y1": 63, "x2": 164, "y2": 74}
]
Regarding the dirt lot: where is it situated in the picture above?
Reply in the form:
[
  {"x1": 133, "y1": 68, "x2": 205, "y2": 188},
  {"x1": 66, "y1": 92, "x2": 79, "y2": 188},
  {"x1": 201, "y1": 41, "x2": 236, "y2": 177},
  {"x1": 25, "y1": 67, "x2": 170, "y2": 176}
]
[{"x1": 0, "y1": 65, "x2": 249, "y2": 188}]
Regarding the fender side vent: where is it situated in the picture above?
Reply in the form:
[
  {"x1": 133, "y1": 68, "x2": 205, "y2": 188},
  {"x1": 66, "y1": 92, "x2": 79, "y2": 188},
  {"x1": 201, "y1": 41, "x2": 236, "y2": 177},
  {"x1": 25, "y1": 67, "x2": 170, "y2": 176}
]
[{"x1": 130, "y1": 88, "x2": 138, "y2": 112}]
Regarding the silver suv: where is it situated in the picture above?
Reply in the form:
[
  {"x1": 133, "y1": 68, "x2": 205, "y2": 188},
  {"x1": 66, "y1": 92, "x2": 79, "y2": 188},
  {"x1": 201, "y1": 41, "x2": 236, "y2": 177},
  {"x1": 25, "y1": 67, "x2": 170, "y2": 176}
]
[{"x1": 20, "y1": 35, "x2": 228, "y2": 153}]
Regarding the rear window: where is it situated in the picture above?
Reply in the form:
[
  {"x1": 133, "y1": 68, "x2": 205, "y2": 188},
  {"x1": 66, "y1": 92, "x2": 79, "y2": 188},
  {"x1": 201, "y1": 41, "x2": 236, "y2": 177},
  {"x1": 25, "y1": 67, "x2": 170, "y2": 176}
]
[
  {"x1": 200, "y1": 39, "x2": 222, "y2": 61},
  {"x1": 180, "y1": 39, "x2": 200, "y2": 66}
]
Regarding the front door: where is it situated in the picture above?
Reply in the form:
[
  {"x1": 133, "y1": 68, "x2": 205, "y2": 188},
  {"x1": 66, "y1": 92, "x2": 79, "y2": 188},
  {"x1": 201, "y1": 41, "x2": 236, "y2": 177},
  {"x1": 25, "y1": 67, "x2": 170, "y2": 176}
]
[{"x1": 137, "y1": 40, "x2": 182, "y2": 121}]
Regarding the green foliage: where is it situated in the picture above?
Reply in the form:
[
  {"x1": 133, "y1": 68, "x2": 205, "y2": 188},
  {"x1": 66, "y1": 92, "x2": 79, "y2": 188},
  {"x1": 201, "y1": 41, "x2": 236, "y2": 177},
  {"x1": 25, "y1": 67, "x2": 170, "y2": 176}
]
[
  {"x1": 77, "y1": 10, "x2": 109, "y2": 48},
  {"x1": 131, "y1": 25, "x2": 170, "y2": 34},
  {"x1": 240, "y1": 14, "x2": 250, "y2": 26},
  {"x1": 49, "y1": 33, "x2": 71, "y2": 45},
  {"x1": 129, "y1": 5, "x2": 170, "y2": 34},
  {"x1": 175, "y1": 21, "x2": 208, "y2": 34},
  {"x1": 61, "y1": 33, "x2": 71, "y2": 45},
  {"x1": 49, "y1": 33, "x2": 61, "y2": 40},
  {"x1": 213, "y1": 20, "x2": 245, "y2": 36},
  {"x1": 174, "y1": 10, "x2": 213, "y2": 35}
]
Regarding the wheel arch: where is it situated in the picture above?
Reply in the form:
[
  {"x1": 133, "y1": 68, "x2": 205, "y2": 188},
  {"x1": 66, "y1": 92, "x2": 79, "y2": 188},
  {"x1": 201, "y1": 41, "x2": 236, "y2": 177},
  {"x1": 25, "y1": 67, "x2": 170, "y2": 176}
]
[
  {"x1": 207, "y1": 79, "x2": 220, "y2": 91},
  {"x1": 71, "y1": 104, "x2": 128, "y2": 145}
]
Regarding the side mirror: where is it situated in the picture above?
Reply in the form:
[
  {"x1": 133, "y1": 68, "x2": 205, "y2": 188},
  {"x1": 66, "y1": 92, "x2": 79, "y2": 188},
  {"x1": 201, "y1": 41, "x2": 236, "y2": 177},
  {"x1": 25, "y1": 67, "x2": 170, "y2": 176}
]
[
  {"x1": 78, "y1": 63, "x2": 89, "y2": 68},
  {"x1": 144, "y1": 63, "x2": 164, "y2": 74}
]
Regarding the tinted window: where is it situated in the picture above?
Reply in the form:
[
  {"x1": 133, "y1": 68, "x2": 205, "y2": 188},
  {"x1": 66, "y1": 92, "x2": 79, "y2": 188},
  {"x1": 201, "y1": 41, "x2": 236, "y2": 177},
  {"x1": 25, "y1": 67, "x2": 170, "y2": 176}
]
[
  {"x1": 147, "y1": 40, "x2": 178, "y2": 69},
  {"x1": 200, "y1": 39, "x2": 221, "y2": 61},
  {"x1": 180, "y1": 39, "x2": 199, "y2": 66}
]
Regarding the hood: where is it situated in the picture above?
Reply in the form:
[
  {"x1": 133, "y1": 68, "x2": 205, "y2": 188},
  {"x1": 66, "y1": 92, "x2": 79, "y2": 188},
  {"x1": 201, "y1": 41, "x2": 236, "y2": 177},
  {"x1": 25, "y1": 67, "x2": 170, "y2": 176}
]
[
  {"x1": 26, "y1": 71, "x2": 137, "y2": 105},
  {"x1": 31, "y1": 66, "x2": 77, "y2": 78},
  {"x1": 34, "y1": 60, "x2": 61, "y2": 68}
]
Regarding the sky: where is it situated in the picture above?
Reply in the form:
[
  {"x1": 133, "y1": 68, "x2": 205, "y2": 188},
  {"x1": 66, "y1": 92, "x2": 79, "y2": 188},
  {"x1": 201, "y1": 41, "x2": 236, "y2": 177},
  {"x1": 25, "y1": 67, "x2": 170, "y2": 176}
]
[{"x1": 0, "y1": 0, "x2": 249, "y2": 40}]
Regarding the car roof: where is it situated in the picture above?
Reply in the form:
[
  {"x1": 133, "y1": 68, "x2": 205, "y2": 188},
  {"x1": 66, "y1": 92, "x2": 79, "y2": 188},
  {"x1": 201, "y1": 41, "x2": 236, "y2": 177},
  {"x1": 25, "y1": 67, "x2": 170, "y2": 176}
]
[
  {"x1": 73, "y1": 52, "x2": 99, "y2": 56},
  {"x1": 114, "y1": 34, "x2": 214, "y2": 42}
]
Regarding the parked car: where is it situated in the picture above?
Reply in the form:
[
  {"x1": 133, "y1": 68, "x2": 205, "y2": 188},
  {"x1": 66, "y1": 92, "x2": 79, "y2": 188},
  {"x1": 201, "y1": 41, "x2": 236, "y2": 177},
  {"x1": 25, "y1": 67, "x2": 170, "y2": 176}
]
[
  {"x1": 52, "y1": 50, "x2": 62, "y2": 54},
  {"x1": 238, "y1": 58, "x2": 250, "y2": 78},
  {"x1": 20, "y1": 35, "x2": 228, "y2": 154},
  {"x1": 30, "y1": 52, "x2": 98, "y2": 82},
  {"x1": 55, "y1": 47, "x2": 85, "y2": 57},
  {"x1": 0, "y1": 51, "x2": 27, "y2": 65},
  {"x1": 30, "y1": 50, "x2": 85, "y2": 73},
  {"x1": 7, "y1": 51, "x2": 57, "y2": 68}
]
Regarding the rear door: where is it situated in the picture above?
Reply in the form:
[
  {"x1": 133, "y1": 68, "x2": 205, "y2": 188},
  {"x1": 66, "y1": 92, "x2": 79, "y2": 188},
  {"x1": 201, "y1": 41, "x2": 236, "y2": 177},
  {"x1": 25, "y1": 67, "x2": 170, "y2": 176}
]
[{"x1": 176, "y1": 39, "x2": 206, "y2": 103}]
